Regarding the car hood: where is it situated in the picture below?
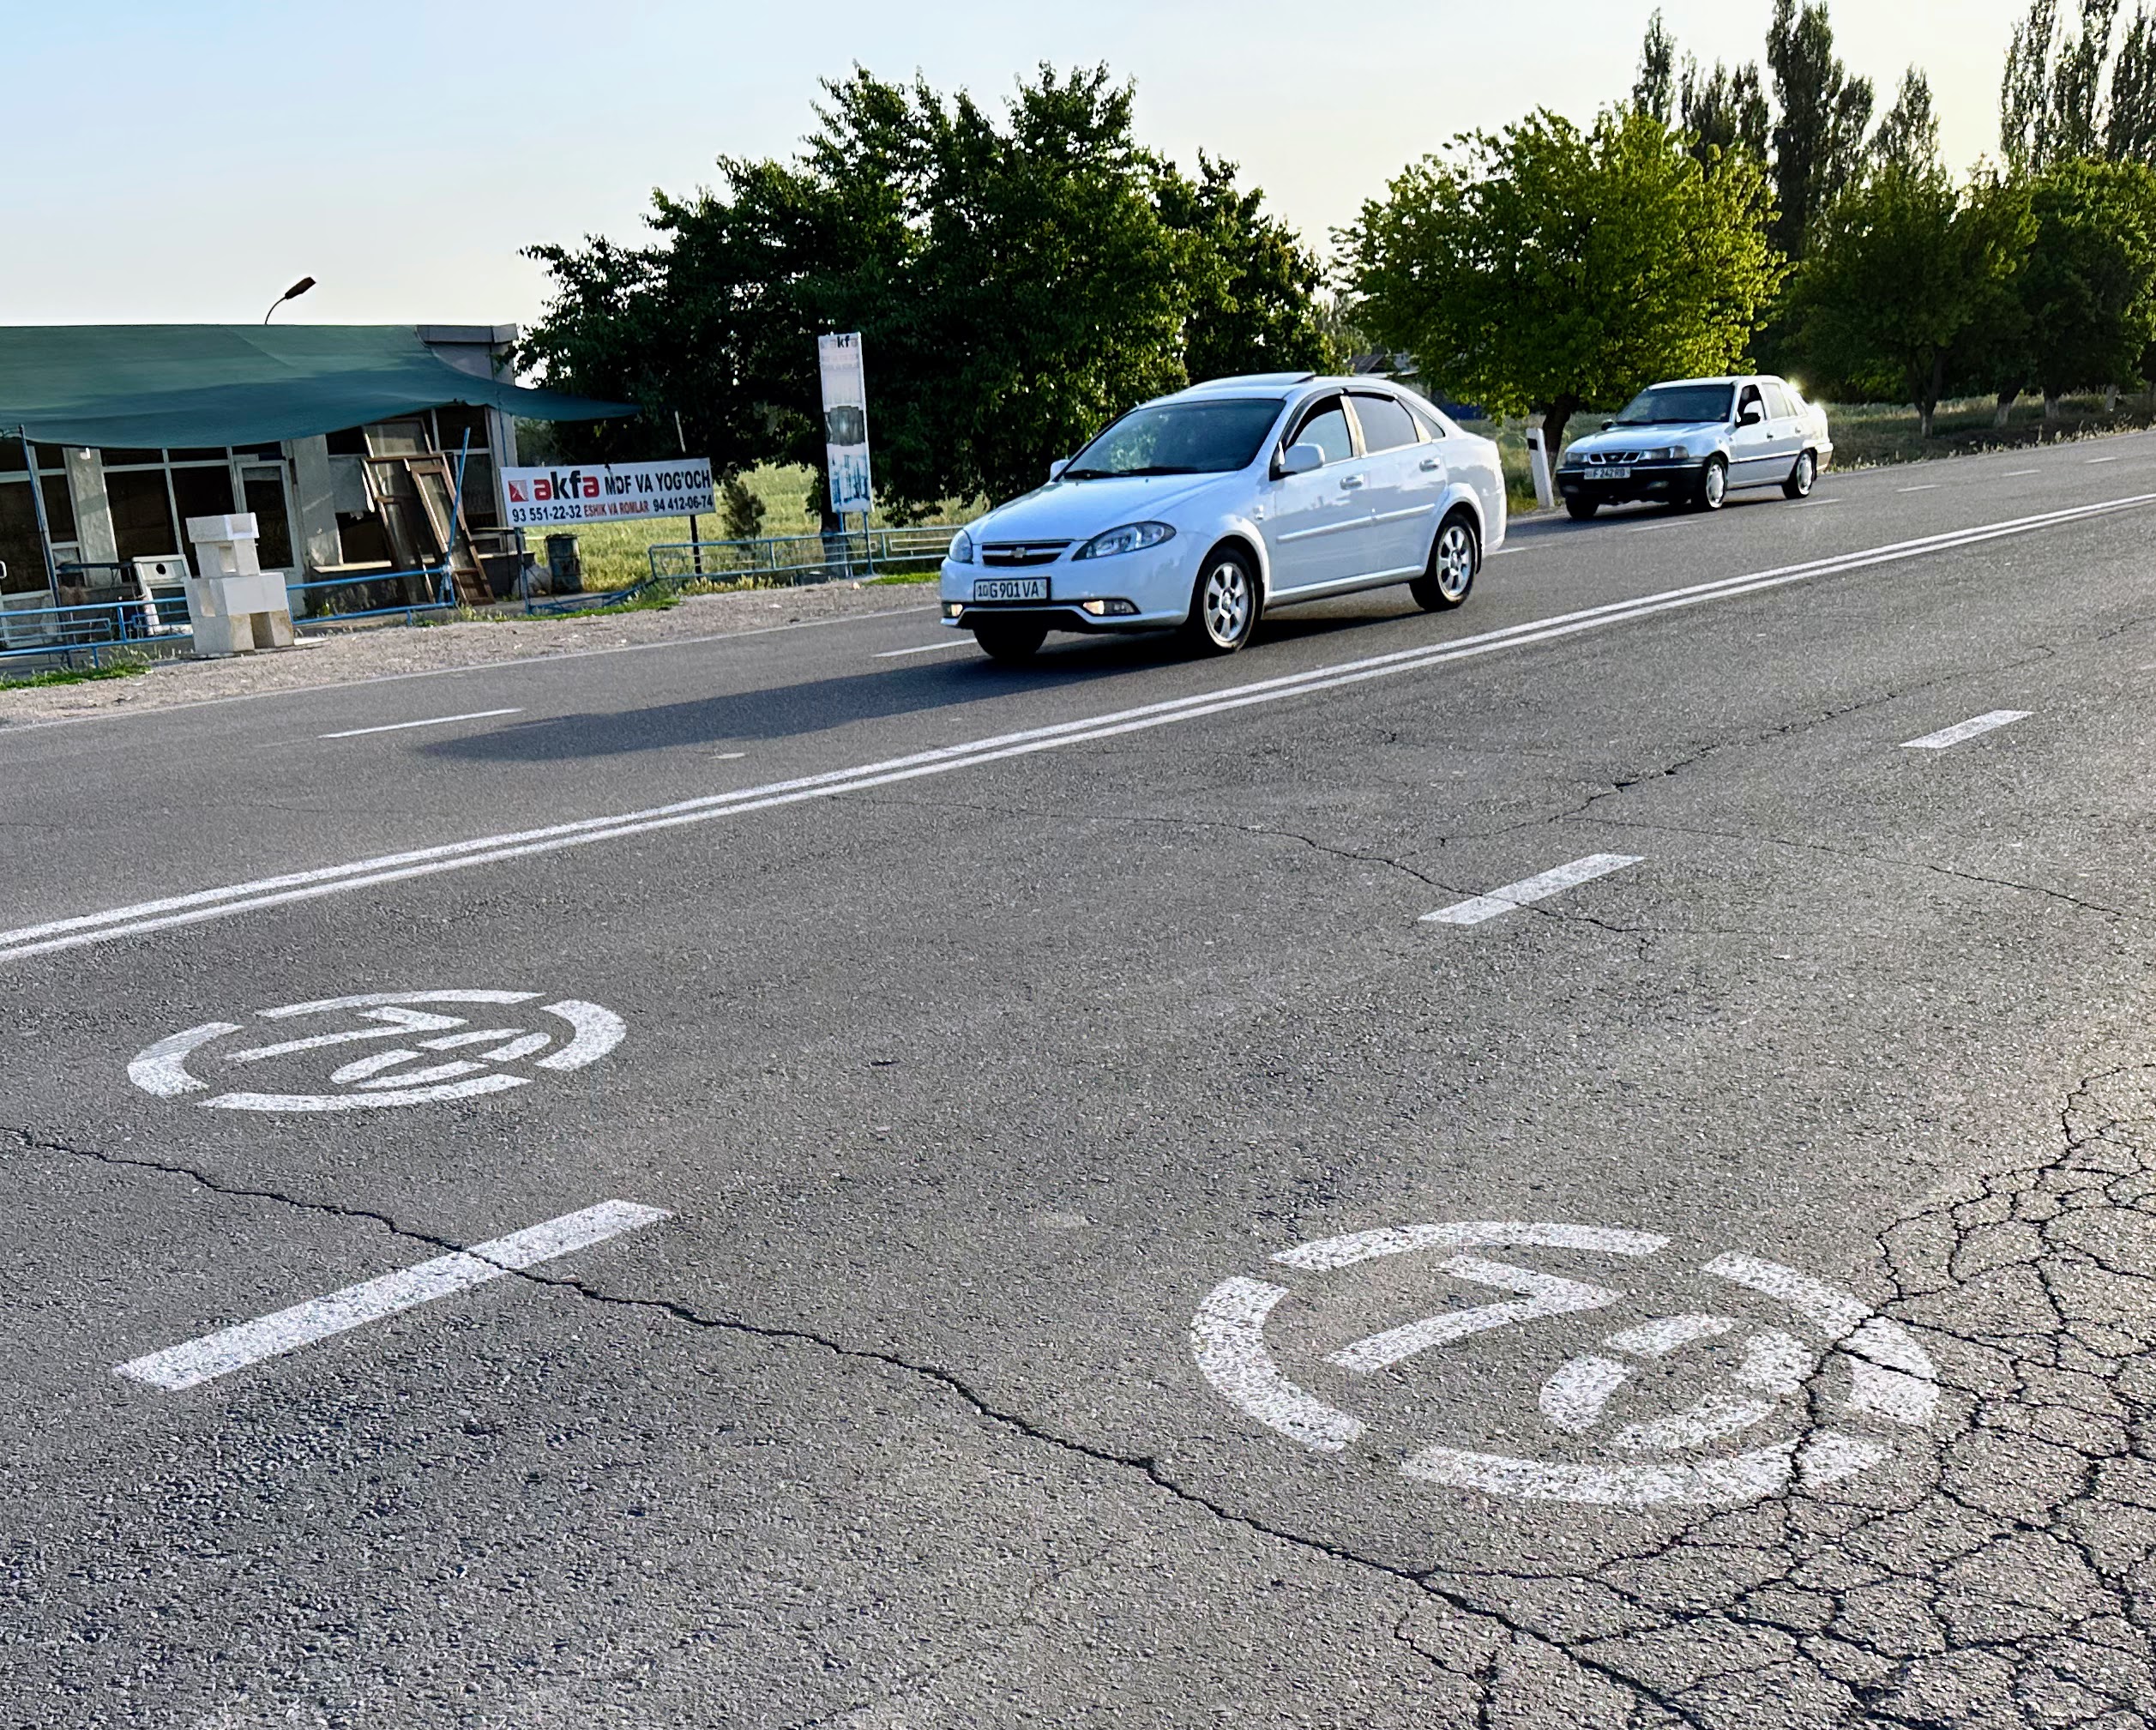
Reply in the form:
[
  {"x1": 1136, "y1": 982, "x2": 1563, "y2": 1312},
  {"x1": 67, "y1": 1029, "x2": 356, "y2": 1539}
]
[
  {"x1": 972, "y1": 473, "x2": 1230, "y2": 543},
  {"x1": 1568, "y1": 420, "x2": 1728, "y2": 455}
]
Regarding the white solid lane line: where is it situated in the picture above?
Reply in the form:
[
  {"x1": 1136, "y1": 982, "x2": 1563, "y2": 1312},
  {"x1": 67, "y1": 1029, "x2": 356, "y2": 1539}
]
[
  {"x1": 875, "y1": 640, "x2": 975, "y2": 659},
  {"x1": 114, "y1": 1200, "x2": 670, "y2": 1391},
  {"x1": 4, "y1": 491, "x2": 2150, "y2": 962},
  {"x1": 321, "y1": 708, "x2": 521, "y2": 739},
  {"x1": 1422, "y1": 853, "x2": 1645, "y2": 926},
  {"x1": 1900, "y1": 709, "x2": 2033, "y2": 750}
]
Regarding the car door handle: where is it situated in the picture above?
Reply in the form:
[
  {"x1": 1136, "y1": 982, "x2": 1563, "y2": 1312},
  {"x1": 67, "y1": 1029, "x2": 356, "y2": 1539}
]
[
  {"x1": 1419, "y1": 456, "x2": 1444, "y2": 472},
  {"x1": 1338, "y1": 474, "x2": 1365, "y2": 490}
]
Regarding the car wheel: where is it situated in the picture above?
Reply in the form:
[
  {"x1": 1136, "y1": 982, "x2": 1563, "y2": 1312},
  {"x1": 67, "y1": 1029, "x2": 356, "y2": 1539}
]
[
  {"x1": 1181, "y1": 546, "x2": 1260, "y2": 655},
  {"x1": 973, "y1": 619, "x2": 1047, "y2": 663},
  {"x1": 1782, "y1": 450, "x2": 1817, "y2": 499},
  {"x1": 1565, "y1": 497, "x2": 1599, "y2": 521},
  {"x1": 1695, "y1": 455, "x2": 1729, "y2": 511},
  {"x1": 1409, "y1": 511, "x2": 1478, "y2": 611}
]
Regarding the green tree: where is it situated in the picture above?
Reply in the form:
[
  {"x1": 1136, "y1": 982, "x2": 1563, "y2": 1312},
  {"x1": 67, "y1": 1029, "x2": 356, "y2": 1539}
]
[
  {"x1": 2108, "y1": 6, "x2": 2156, "y2": 161},
  {"x1": 2019, "y1": 156, "x2": 2156, "y2": 413},
  {"x1": 1682, "y1": 59, "x2": 1772, "y2": 165},
  {"x1": 1767, "y1": 0, "x2": 1876, "y2": 259},
  {"x1": 2003, "y1": 0, "x2": 2062, "y2": 172},
  {"x1": 2051, "y1": 0, "x2": 2123, "y2": 160},
  {"x1": 1155, "y1": 154, "x2": 1340, "y2": 384},
  {"x1": 1871, "y1": 69, "x2": 1942, "y2": 173},
  {"x1": 1344, "y1": 106, "x2": 1783, "y2": 457},
  {"x1": 1793, "y1": 165, "x2": 2033, "y2": 434},
  {"x1": 520, "y1": 65, "x2": 1327, "y2": 518},
  {"x1": 1634, "y1": 11, "x2": 1677, "y2": 124}
]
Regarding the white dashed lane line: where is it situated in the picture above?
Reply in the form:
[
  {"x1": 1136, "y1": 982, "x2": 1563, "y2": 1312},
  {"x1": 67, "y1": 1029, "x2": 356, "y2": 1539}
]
[
  {"x1": 1900, "y1": 709, "x2": 2032, "y2": 750},
  {"x1": 113, "y1": 1200, "x2": 670, "y2": 1391},
  {"x1": 2089, "y1": 455, "x2": 2120, "y2": 464},
  {"x1": 1897, "y1": 485, "x2": 1939, "y2": 494},
  {"x1": 875, "y1": 640, "x2": 973, "y2": 659},
  {"x1": 1422, "y1": 854, "x2": 1644, "y2": 926},
  {"x1": 2003, "y1": 469, "x2": 2042, "y2": 478},
  {"x1": 320, "y1": 708, "x2": 521, "y2": 739}
]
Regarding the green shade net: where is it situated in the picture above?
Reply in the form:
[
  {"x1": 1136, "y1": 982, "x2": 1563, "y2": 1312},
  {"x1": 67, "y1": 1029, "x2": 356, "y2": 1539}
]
[{"x1": 0, "y1": 324, "x2": 632, "y2": 449}]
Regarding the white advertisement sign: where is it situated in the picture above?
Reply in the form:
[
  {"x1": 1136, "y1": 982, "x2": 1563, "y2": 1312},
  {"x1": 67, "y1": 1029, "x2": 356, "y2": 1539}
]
[
  {"x1": 818, "y1": 332, "x2": 874, "y2": 515},
  {"x1": 503, "y1": 458, "x2": 714, "y2": 528}
]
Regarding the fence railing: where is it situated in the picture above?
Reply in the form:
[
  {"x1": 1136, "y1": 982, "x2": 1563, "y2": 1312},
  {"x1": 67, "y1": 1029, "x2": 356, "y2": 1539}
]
[
  {"x1": 0, "y1": 596, "x2": 193, "y2": 670},
  {"x1": 642, "y1": 524, "x2": 960, "y2": 586},
  {"x1": 285, "y1": 565, "x2": 457, "y2": 628}
]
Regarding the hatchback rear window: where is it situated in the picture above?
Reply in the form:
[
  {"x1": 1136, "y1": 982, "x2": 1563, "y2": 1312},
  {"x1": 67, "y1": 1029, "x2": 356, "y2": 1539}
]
[
  {"x1": 1614, "y1": 384, "x2": 1736, "y2": 425},
  {"x1": 1063, "y1": 397, "x2": 1285, "y2": 479}
]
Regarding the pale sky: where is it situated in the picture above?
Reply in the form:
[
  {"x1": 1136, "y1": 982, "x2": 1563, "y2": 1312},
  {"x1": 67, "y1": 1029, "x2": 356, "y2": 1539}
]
[{"x1": 7, "y1": 0, "x2": 2031, "y2": 329}]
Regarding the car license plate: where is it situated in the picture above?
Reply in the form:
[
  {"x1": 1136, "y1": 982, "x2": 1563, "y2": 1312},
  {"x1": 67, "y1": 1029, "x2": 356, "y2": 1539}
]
[
  {"x1": 1599, "y1": 466, "x2": 1632, "y2": 480},
  {"x1": 973, "y1": 577, "x2": 1048, "y2": 601}
]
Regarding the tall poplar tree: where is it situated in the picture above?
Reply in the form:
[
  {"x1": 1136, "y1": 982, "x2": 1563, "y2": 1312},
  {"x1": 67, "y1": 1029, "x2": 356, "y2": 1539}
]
[{"x1": 1766, "y1": 0, "x2": 1876, "y2": 259}]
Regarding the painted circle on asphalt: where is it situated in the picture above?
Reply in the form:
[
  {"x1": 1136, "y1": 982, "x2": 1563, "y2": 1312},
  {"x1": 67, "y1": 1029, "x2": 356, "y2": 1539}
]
[
  {"x1": 127, "y1": 990, "x2": 627, "y2": 1112},
  {"x1": 1191, "y1": 1221, "x2": 1938, "y2": 1506}
]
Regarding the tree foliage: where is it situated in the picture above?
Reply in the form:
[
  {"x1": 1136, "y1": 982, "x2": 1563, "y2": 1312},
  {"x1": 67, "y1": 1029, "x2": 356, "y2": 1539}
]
[
  {"x1": 1871, "y1": 69, "x2": 1942, "y2": 174},
  {"x1": 2019, "y1": 156, "x2": 2156, "y2": 403},
  {"x1": 1766, "y1": 0, "x2": 1876, "y2": 258},
  {"x1": 1793, "y1": 166, "x2": 2033, "y2": 433},
  {"x1": 1682, "y1": 60, "x2": 1771, "y2": 165},
  {"x1": 1633, "y1": 11, "x2": 1677, "y2": 125},
  {"x1": 1344, "y1": 106, "x2": 1782, "y2": 455},
  {"x1": 2003, "y1": 0, "x2": 2156, "y2": 171},
  {"x1": 518, "y1": 65, "x2": 1334, "y2": 517}
]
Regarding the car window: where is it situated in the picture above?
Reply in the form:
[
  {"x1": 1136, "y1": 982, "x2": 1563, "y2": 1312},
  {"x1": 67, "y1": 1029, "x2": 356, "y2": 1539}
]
[
  {"x1": 1759, "y1": 381, "x2": 1792, "y2": 419},
  {"x1": 1737, "y1": 384, "x2": 1766, "y2": 421},
  {"x1": 1613, "y1": 383, "x2": 1737, "y2": 425},
  {"x1": 1290, "y1": 399, "x2": 1354, "y2": 465},
  {"x1": 1062, "y1": 397, "x2": 1288, "y2": 479},
  {"x1": 1349, "y1": 393, "x2": 1419, "y2": 454}
]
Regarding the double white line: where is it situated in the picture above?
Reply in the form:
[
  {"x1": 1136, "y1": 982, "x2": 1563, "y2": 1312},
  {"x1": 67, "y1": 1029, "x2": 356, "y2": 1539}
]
[{"x1": 4, "y1": 493, "x2": 2147, "y2": 964}]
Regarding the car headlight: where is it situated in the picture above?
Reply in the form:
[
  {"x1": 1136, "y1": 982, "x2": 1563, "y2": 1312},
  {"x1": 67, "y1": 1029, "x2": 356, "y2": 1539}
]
[
  {"x1": 949, "y1": 529, "x2": 975, "y2": 564},
  {"x1": 1073, "y1": 521, "x2": 1175, "y2": 560}
]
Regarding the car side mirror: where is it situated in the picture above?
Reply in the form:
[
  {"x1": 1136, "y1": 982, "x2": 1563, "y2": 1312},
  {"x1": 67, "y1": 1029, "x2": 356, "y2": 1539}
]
[
  {"x1": 1600, "y1": 419, "x2": 1614, "y2": 431},
  {"x1": 1738, "y1": 405, "x2": 1764, "y2": 427},
  {"x1": 1277, "y1": 443, "x2": 1323, "y2": 477},
  {"x1": 1048, "y1": 457, "x2": 1071, "y2": 481}
]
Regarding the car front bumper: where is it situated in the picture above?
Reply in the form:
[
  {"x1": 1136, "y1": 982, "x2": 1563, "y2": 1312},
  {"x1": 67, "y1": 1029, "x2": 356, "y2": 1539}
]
[
  {"x1": 1556, "y1": 460, "x2": 1705, "y2": 503},
  {"x1": 938, "y1": 551, "x2": 1192, "y2": 634}
]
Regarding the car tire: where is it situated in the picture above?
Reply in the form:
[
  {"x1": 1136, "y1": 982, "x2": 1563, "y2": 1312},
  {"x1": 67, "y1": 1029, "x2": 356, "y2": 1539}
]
[
  {"x1": 1565, "y1": 497, "x2": 1599, "y2": 521},
  {"x1": 1180, "y1": 546, "x2": 1261, "y2": 655},
  {"x1": 973, "y1": 619, "x2": 1047, "y2": 663},
  {"x1": 1782, "y1": 449, "x2": 1817, "y2": 499},
  {"x1": 1410, "y1": 511, "x2": 1478, "y2": 611},
  {"x1": 1694, "y1": 455, "x2": 1729, "y2": 511}
]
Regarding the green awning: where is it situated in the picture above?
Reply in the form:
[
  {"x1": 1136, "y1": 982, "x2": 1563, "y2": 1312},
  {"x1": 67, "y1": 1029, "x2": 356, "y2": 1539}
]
[{"x1": 0, "y1": 324, "x2": 632, "y2": 449}]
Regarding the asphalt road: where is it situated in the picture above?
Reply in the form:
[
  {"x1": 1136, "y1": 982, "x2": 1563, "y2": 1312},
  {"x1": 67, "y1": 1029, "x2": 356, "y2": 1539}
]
[{"x1": 3, "y1": 435, "x2": 2155, "y2": 1729}]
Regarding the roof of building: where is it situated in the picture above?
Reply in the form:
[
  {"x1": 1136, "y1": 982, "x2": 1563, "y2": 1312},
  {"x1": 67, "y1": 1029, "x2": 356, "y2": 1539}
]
[{"x1": 0, "y1": 324, "x2": 631, "y2": 449}]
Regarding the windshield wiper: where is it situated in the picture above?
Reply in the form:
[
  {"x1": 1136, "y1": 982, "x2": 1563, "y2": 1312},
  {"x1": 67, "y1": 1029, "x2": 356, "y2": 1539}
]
[{"x1": 1066, "y1": 464, "x2": 1201, "y2": 479}]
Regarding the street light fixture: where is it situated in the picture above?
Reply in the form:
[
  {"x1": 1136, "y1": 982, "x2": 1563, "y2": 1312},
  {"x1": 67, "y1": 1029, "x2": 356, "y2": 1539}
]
[{"x1": 262, "y1": 277, "x2": 316, "y2": 325}]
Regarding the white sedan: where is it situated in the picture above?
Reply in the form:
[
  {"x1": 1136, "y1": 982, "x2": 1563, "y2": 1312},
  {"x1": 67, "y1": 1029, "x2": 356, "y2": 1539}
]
[{"x1": 939, "y1": 373, "x2": 1508, "y2": 660}]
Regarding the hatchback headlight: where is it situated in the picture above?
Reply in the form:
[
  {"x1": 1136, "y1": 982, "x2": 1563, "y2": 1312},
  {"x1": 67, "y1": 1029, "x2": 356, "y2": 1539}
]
[
  {"x1": 949, "y1": 528, "x2": 976, "y2": 564},
  {"x1": 1073, "y1": 521, "x2": 1175, "y2": 560}
]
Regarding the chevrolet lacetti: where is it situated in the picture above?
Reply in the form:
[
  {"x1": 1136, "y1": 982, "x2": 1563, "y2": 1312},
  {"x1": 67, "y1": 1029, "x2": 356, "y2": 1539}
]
[{"x1": 939, "y1": 373, "x2": 1508, "y2": 660}]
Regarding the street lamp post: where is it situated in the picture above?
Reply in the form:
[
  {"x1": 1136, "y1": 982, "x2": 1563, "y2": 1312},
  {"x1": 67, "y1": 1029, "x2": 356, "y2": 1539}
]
[{"x1": 262, "y1": 277, "x2": 316, "y2": 324}]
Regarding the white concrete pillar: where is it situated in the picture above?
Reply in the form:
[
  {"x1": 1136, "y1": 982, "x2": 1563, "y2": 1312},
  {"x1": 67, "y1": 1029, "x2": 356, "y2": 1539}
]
[{"x1": 64, "y1": 448, "x2": 117, "y2": 566}]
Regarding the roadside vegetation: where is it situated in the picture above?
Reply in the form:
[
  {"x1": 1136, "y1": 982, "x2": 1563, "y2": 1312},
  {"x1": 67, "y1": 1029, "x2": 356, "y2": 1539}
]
[
  {"x1": 509, "y1": 0, "x2": 2156, "y2": 563},
  {"x1": 0, "y1": 659, "x2": 148, "y2": 692}
]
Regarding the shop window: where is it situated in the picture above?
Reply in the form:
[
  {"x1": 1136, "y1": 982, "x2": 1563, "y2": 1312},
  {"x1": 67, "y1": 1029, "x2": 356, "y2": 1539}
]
[
  {"x1": 242, "y1": 473, "x2": 295, "y2": 570},
  {"x1": 41, "y1": 474, "x2": 76, "y2": 543},
  {"x1": 107, "y1": 469, "x2": 178, "y2": 561},
  {"x1": 101, "y1": 449, "x2": 165, "y2": 467},
  {"x1": 169, "y1": 448, "x2": 226, "y2": 463},
  {"x1": 0, "y1": 479, "x2": 46, "y2": 592},
  {"x1": 0, "y1": 437, "x2": 24, "y2": 476},
  {"x1": 325, "y1": 427, "x2": 370, "y2": 456},
  {"x1": 169, "y1": 466, "x2": 236, "y2": 534}
]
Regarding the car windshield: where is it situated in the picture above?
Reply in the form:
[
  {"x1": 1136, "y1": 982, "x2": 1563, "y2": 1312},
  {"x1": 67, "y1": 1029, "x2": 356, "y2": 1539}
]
[
  {"x1": 1613, "y1": 383, "x2": 1737, "y2": 426},
  {"x1": 1063, "y1": 397, "x2": 1285, "y2": 479}
]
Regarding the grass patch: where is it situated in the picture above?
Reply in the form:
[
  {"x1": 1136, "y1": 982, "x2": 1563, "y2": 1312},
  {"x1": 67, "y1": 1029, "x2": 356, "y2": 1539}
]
[{"x1": 0, "y1": 659, "x2": 150, "y2": 692}]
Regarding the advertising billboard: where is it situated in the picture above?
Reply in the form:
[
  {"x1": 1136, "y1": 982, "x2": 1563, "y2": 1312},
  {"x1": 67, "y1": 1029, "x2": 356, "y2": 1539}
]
[
  {"x1": 818, "y1": 332, "x2": 873, "y2": 515},
  {"x1": 502, "y1": 458, "x2": 714, "y2": 528}
]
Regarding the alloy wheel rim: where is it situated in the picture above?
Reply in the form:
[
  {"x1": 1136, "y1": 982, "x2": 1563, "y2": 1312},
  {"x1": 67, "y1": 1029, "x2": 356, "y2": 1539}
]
[
  {"x1": 1205, "y1": 563, "x2": 1250, "y2": 644},
  {"x1": 1437, "y1": 527, "x2": 1473, "y2": 599},
  {"x1": 1797, "y1": 455, "x2": 1815, "y2": 494},
  {"x1": 1706, "y1": 463, "x2": 1726, "y2": 506}
]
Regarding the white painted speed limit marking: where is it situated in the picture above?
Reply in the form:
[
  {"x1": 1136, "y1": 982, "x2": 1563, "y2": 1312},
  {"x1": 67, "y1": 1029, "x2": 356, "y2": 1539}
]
[
  {"x1": 128, "y1": 989, "x2": 625, "y2": 1112},
  {"x1": 1190, "y1": 1219, "x2": 1938, "y2": 1507},
  {"x1": 116, "y1": 1199, "x2": 669, "y2": 1390}
]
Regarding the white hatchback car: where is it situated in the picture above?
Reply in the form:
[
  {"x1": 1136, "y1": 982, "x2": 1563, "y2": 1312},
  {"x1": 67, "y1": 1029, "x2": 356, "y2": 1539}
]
[{"x1": 939, "y1": 374, "x2": 1508, "y2": 660}]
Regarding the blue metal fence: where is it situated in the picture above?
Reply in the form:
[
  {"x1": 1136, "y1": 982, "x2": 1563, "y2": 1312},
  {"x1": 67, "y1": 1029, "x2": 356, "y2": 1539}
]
[{"x1": 0, "y1": 596, "x2": 190, "y2": 671}]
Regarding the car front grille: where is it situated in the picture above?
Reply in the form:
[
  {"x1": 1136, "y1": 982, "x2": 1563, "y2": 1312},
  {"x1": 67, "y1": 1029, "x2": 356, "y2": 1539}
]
[
  {"x1": 980, "y1": 540, "x2": 1072, "y2": 567},
  {"x1": 1587, "y1": 452, "x2": 1645, "y2": 467}
]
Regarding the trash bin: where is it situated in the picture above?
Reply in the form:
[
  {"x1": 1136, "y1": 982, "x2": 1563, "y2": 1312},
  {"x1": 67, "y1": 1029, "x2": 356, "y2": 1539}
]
[{"x1": 545, "y1": 533, "x2": 582, "y2": 595}]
